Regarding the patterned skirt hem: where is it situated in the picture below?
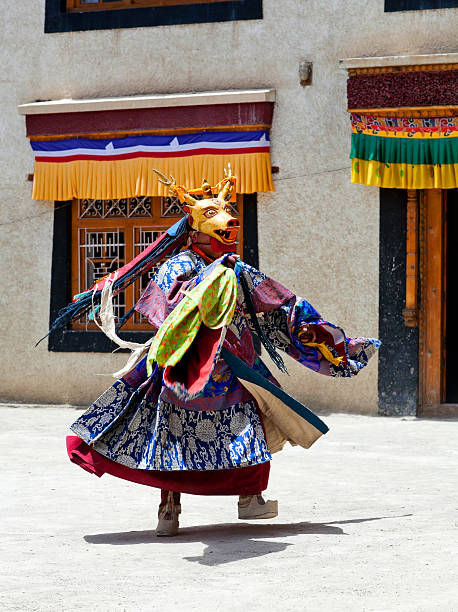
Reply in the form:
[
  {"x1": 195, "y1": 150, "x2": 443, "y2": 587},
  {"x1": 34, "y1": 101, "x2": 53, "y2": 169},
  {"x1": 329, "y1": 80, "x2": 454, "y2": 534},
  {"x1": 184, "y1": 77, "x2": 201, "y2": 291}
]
[{"x1": 66, "y1": 436, "x2": 270, "y2": 495}]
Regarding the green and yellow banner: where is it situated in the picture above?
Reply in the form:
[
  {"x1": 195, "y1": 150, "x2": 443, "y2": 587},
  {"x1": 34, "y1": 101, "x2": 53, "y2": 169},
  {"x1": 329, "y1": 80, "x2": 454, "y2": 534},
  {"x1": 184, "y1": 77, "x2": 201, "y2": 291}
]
[{"x1": 350, "y1": 114, "x2": 458, "y2": 189}]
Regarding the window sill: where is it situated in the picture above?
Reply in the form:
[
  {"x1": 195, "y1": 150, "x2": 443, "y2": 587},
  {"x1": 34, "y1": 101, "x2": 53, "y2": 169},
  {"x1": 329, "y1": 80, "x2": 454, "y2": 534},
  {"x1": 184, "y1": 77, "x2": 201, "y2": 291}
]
[
  {"x1": 339, "y1": 52, "x2": 458, "y2": 71},
  {"x1": 48, "y1": 329, "x2": 154, "y2": 353}
]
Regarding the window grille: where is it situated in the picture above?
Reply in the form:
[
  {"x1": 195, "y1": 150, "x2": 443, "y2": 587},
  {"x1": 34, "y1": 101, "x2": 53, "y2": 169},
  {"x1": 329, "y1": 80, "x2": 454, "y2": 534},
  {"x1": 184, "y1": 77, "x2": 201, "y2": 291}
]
[
  {"x1": 132, "y1": 227, "x2": 163, "y2": 325},
  {"x1": 78, "y1": 227, "x2": 126, "y2": 323},
  {"x1": 161, "y1": 197, "x2": 186, "y2": 218},
  {"x1": 79, "y1": 197, "x2": 153, "y2": 219},
  {"x1": 71, "y1": 196, "x2": 243, "y2": 331}
]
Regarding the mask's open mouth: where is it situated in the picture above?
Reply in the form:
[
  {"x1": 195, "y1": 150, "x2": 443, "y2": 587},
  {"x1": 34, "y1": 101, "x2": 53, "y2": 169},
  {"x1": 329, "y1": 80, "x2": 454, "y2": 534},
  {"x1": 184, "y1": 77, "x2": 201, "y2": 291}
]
[{"x1": 214, "y1": 228, "x2": 238, "y2": 244}]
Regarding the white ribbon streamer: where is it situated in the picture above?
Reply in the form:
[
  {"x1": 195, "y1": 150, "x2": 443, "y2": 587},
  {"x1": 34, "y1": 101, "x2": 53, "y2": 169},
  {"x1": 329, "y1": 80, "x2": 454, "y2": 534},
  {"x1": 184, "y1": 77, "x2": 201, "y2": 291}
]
[{"x1": 91, "y1": 272, "x2": 154, "y2": 379}]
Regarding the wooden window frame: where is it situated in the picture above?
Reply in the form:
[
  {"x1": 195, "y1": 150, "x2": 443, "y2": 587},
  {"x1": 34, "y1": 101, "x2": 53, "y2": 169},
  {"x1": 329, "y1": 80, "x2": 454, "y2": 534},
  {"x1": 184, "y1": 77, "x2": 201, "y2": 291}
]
[
  {"x1": 67, "y1": 0, "x2": 237, "y2": 12},
  {"x1": 71, "y1": 196, "x2": 243, "y2": 332},
  {"x1": 72, "y1": 197, "x2": 171, "y2": 332},
  {"x1": 48, "y1": 194, "x2": 252, "y2": 352}
]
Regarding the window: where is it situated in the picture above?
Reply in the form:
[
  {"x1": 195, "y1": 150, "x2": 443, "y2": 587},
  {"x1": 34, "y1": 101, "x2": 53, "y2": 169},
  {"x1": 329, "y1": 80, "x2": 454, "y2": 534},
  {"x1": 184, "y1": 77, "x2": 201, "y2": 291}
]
[
  {"x1": 45, "y1": 0, "x2": 262, "y2": 33},
  {"x1": 49, "y1": 194, "x2": 255, "y2": 352},
  {"x1": 385, "y1": 0, "x2": 458, "y2": 11},
  {"x1": 67, "y1": 0, "x2": 235, "y2": 11},
  {"x1": 47, "y1": 195, "x2": 247, "y2": 351},
  {"x1": 72, "y1": 195, "x2": 242, "y2": 331}
]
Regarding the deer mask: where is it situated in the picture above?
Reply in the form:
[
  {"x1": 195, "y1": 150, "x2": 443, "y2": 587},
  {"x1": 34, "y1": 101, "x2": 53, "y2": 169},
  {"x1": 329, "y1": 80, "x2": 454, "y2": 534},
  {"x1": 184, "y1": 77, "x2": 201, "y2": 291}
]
[{"x1": 153, "y1": 169, "x2": 240, "y2": 249}]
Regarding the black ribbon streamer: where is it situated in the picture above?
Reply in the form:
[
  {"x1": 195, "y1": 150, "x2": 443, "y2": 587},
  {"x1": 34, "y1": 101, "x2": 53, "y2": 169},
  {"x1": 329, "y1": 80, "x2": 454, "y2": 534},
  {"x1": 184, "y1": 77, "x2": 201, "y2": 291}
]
[{"x1": 236, "y1": 264, "x2": 288, "y2": 374}]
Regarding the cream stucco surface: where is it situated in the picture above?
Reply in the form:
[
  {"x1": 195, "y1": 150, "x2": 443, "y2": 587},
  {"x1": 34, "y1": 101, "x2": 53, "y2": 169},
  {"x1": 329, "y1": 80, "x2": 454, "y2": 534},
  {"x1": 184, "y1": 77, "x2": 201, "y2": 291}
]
[{"x1": 1, "y1": 1, "x2": 457, "y2": 410}]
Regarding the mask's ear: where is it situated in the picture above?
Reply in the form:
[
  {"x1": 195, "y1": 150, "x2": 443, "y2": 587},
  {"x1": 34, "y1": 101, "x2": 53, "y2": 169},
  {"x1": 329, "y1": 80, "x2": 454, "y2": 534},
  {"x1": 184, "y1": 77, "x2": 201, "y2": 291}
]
[
  {"x1": 202, "y1": 179, "x2": 213, "y2": 199},
  {"x1": 183, "y1": 205, "x2": 191, "y2": 213}
]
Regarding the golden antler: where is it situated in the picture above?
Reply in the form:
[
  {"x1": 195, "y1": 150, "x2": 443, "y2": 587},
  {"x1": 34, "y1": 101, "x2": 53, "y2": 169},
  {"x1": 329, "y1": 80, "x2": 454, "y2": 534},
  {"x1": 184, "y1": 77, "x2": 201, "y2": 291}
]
[
  {"x1": 152, "y1": 169, "x2": 198, "y2": 206},
  {"x1": 216, "y1": 179, "x2": 232, "y2": 202},
  {"x1": 152, "y1": 168, "x2": 176, "y2": 187},
  {"x1": 216, "y1": 164, "x2": 236, "y2": 202}
]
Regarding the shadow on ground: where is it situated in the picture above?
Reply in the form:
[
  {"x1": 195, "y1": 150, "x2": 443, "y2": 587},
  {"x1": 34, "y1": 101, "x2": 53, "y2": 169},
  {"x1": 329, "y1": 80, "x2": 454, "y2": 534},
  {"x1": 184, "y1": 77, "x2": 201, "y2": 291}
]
[{"x1": 84, "y1": 515, "x2": 411, "y2": 566}]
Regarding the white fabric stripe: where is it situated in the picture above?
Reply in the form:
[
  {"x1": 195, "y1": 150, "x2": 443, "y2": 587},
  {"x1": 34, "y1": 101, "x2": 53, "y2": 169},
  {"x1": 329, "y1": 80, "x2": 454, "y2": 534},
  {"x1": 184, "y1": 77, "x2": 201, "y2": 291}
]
[{"x1": 34, "y1": 139, "x2": 270, "y2": 158}]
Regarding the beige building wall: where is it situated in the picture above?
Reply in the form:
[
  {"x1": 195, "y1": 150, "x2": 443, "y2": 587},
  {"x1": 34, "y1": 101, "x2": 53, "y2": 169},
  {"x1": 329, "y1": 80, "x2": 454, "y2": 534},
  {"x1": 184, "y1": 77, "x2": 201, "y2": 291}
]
[{"x1": 1, "y1": 1, "x2": 457, "y2": 411}]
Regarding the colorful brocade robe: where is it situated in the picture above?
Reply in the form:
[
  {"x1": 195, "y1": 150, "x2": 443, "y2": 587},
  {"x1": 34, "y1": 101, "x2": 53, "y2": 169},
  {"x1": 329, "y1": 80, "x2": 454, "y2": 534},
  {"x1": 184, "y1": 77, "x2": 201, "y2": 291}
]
[{"x1": 68, "y1": 249, "x2": 380, "y2": 493}]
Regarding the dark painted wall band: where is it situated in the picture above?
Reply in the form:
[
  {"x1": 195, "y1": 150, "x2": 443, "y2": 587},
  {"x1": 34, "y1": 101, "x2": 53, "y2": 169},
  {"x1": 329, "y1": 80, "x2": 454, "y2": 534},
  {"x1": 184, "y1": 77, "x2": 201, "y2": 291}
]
[
  {"x1": 378, "y1": 188, "x2": 418, "y2": 416},
  {"x1": 386, "y1": 0, "x2": 458, "y2": 11},
  {"x1": 45, "y1": 0, "x2": 262, "y2": 33}
]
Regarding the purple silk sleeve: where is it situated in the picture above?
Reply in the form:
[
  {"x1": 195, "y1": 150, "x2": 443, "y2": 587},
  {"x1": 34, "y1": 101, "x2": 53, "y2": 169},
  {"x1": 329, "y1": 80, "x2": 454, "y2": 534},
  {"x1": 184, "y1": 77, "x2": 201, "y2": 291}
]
[{"x1": 134, "y1": 275, "x2": 196, "y2": 330}]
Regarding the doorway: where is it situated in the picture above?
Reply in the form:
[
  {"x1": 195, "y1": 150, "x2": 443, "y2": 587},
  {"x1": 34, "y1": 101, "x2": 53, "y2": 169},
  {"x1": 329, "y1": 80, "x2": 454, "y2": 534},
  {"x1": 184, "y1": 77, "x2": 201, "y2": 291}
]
[
  {"x1": 445, "y1": 189, "x2": 458, "y2": 403},
  {"x1": 419, "y1": 189, "x2": 458, "y2": 416}
]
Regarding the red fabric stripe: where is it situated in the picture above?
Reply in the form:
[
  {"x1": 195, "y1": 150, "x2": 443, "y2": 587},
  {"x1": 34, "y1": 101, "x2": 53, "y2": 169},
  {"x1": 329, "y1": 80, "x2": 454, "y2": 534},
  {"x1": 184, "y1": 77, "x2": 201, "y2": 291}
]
[
  {"x1": 66, "y1": 436, "x2": 270, "y2": 495},
  {"x1": 35, "y1": 146, "x2": 270, "y2": 163},
  {"x1": 164, "y1": 326, "x2": 223, "y2": 396}
]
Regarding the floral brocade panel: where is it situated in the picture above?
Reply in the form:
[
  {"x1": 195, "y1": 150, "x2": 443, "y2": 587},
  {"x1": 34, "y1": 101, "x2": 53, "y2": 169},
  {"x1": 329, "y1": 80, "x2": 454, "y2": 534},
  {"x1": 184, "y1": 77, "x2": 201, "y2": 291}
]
[
  {"x1": 70, "y1": 378, "x2": 271, "y2": 471},
  {"x1": 347, "y1": 70, "x2": 458, "y2": 110}
]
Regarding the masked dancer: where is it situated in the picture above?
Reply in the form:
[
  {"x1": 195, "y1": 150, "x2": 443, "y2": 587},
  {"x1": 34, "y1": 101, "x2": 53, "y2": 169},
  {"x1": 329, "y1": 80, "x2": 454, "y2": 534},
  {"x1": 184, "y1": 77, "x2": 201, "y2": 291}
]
[{"x1": 46, "y1": 169, "x2": 380, "y2": 536}]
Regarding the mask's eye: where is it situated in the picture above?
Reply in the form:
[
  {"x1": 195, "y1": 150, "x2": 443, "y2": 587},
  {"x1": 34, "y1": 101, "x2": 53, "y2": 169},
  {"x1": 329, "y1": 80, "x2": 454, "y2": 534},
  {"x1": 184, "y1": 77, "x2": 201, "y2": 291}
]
[
  {"x1": 224, "y1": 205, "x2": 233, "y2": 213},
  {"x1": 203, "y1": 208, "x2": 218, "y2": 218}
]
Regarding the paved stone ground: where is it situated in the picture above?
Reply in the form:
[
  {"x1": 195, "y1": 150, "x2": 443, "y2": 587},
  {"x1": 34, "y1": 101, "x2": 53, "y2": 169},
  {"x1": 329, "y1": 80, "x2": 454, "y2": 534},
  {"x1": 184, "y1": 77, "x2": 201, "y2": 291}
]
[{"x1": 1, "y1": 404, "x2": 457, "y2": 612}]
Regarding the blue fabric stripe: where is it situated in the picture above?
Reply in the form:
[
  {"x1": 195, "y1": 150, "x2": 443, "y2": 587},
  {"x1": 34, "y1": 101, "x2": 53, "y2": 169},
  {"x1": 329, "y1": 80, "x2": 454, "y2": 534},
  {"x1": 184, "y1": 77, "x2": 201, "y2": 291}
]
[
  {"x1": 221, "y1": 347, "x2": 329, "y2": 435},
  {"x1": 30, "y1": 130, "x2": 270, "y2": 152}
]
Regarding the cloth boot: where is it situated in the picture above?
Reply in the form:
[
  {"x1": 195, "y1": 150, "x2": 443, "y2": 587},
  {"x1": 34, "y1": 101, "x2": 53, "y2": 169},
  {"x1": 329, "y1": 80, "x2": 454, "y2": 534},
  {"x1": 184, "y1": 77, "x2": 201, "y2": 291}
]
[
  {"x1": 156, "y1": 490, "x2": 181, "y2": 536},
  {"x1": 238, "y1": 494, "x2": 278, "y2": 520}
]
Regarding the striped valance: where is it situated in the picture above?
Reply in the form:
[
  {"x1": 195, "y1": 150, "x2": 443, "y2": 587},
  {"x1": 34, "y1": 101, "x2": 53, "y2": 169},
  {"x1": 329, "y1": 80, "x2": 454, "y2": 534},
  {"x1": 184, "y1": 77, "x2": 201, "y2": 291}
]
[
  {"x1": 350, "y1": 113, "x2": 458, "y2": 189},
  {"x1": 30, "y1": 130, "x2": 273, "y2": 200},
  {"x1": 19, "y1": 90, "x2": 276, "y2": 200}
]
